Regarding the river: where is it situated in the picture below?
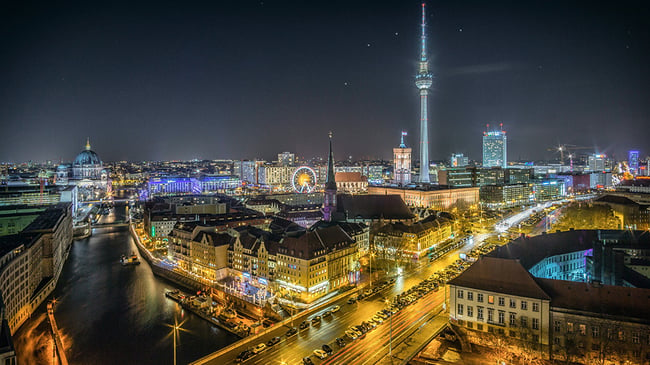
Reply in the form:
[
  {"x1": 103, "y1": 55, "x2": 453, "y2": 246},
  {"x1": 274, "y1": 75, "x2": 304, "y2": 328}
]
[{"x1": 13, "y1": 203, "x2": 238, "y2": 364}]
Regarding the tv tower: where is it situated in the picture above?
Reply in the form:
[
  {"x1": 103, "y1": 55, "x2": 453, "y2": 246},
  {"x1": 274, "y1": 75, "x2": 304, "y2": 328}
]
[{"x1": 415, "y1": 2, "x2": 433, "y2": 183}]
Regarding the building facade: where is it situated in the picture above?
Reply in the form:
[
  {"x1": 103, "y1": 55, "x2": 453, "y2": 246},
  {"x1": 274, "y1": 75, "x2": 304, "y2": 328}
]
[
  {"x1": 393, "y1": 132, "x2": 412, "y2": 186},
  {"x1": 368, "y1": 186, "x2": 479, "y2": 211},
  {"x1": 0, "y1": 204, "x2": 72, "y2": 334},
  {"x1": 482, "y1": 128, "x2": 507, "y2": 168}
]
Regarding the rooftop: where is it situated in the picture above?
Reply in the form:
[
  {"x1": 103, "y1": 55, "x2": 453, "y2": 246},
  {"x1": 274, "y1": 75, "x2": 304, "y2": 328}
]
[
  {"x1": 448, "y1": 256, "x2": 551, "y2": 300},
  {"x1": 336, "y1": 194, "x2": 414, "y2": 220},
  {"x1": 536, "y1": 278, "x2": 650, "y2": 322}
]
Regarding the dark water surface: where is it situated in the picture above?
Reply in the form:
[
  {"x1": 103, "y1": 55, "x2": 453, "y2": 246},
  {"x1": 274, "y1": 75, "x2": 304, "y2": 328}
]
[{"x1": 15, "y1": 205, "x2": 238, "y2": 365}]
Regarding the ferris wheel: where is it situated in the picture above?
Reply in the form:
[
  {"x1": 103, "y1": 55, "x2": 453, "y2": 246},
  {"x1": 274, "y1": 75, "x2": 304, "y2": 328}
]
[{"x1": 292, "y1": 166, "x2": 317, "y2": 193}]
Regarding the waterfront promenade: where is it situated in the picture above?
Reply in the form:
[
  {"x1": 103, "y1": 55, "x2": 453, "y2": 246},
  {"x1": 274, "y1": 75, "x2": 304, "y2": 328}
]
[{"x1": 46, "y1": 301, "x2": 68, "y2": 365}]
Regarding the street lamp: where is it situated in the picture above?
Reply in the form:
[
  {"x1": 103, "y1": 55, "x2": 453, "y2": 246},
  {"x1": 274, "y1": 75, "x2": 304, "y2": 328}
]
[{"x1": 167, "y1": 316, "x2": 188, "y2": 365}]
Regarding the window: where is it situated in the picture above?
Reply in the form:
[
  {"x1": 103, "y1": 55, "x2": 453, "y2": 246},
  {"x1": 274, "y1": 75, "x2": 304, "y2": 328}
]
[
  {"x1": 520, "y1": 316, "x2": 528, "y2": 328},
  {"x1": 477, "y1": 324, "x2": 483, "y2": 331},
  {"x1": 554, "y1": 337, "x2": 561, "y2": 345},
  {"x1": 510, "y1": 330, "x2": 517, "y2": 337},
  {"x1": 488, "y1": 295, "x2": 494, "y2": 304},
  {"x1": 510, "y1": 313, "x2": 517, "y2": 326},
  {"x1": 532, "y1": 334, "x2": 539, "y2": 343},
  {"x1": 477, "y1": 307, "x2": 484, "y2": 321},
  {"x1": 632, "y1": 332, "x2": 640, "y2": 344},
  {"x1": 467, "y1": 321, "x2": 473, "y2": 329},
  {"x1": 592, "y1": 326, "x2": 599, "y2": 338},
  {"x1": 509, "y1": 298, "x2": 516, "y2": 308},
  {"x1": 467, "y1": 292, "x2": 473, "y2": 301},
  {"x1": 457, "y1": 304, "x2": 464, "y2": 316},
  {"x1": 498, "y1": 311, "x2": 505, "y2": 325},
  {"x1": 618, "y1": 330, "x2": 625, "y2": 341},
  {"x1": 521, "y1": 301, "x2": 528, "y2": 310},
  {"x1": 488, "y1": 308, "x2": 494, "y2": 323},
  {"x1": 457, "y1": 289, "x2": 464, "y2": 299},
  {"x1": 532, "y1": 302, "x2": 539, "y2": 312},
  {"x1": 498, "y1": 297, "x2": 504, "y2": 306},
  {"x1": 567, "y1": 322, "x2": 574, "y2": 333},
  {"x1": 467, "y1": 306, "x2": 474, "y2": 317},
  {"x1": 579, "y1": 324, "x2": 586, "y2": 336},
  {"x1": 532, "y1": 318, "x2": 539, "y2": 330},
  {"x1": 554, "y1": 320, "x2": 561, "y2": 332},
  {"x1": 477, "y1": 293, "x2": 484, "y2": 302}
]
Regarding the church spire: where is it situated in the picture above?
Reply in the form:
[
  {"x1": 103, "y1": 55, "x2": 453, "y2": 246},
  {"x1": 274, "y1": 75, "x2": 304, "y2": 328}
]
[
  {"x1": 322, "y1": 131, "x2": 337, "y2": 222},
  {"x1": 85, "y1": 137, "x2": 91, "y2": 151},
  {"x1": 325, "y1": 131, "x2": 336, "y2": 190}
]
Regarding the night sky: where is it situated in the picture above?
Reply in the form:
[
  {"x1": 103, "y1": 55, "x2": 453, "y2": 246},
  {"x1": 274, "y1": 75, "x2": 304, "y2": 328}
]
[{"x1": 1, "y1": 1, "x2": 649, "y2": 163}]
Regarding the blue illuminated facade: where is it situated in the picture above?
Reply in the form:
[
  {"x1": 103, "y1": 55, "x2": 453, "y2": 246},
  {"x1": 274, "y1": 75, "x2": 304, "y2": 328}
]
[
  {"x1": 529, "y1": 249, "x2": 593, "y2": 282},
  {"x1": 628, "y1": 150, "x2": 640, "y2": 175},
  {"x1": 146, "y1": 176, "x2": 241, "y2": 197}
]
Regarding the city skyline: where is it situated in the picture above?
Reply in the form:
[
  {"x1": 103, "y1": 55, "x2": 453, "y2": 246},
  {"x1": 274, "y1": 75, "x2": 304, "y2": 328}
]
[{"x1": 2, "y1": 1, "x2": 649, "y2": 163}]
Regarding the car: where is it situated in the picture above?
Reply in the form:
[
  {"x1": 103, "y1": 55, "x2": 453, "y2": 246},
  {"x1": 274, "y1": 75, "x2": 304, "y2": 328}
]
[
  {"x1": 285, "y1": 327, "x2": 298, "y2": 337},
  {"x1": 252, "y1": 343, "x2": 266, "y2": 354},
  {"x1": 235, "y1": 350, "x2": 253, "y2": 363},
  {"x1": 313, "y1": 349, "x2": 328, "y2": 359},
  {"x1": 299, "y1": 321, "x2": 310, "y2": 330},
  {"x1": 311, "y1": 316, "x2": 321, "y2": 325},
  {"x1": 372, "y1": 315, "x2": 383, "y2": 324},
  {"x1": 322, "y1": 344, "x2": 333, "y2": 355},
  {"x1": 347, "y1": 297, "x2": 356, "y2": 304},
  {"x1": 331, "y1": 305, "x2": 340, "y2": 313},
  {"x1": 364, "y1": 289, "x2": 373, "y2": 295},
  {"x1": 302, "y1": 357, "x2": 314, "y2": 365},
  {"x1": 266, "y1": 336, "x2": 281, "y2": 346},
  {"x1": 354, "y1": 325, "x2": 367, "y2": 334},
  {"x1": 345, "y1": 330, "x2": 358, "y2": 339},
  {"x1": 336, "y1": 337, "x2": 346, "y2": 347},
  {"x1": 322, "y1": 310, "x2": 332, "y2": 317}
]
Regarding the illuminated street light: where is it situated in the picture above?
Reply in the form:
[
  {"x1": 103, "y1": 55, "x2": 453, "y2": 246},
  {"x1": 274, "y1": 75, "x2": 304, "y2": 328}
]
[{"x1": 166, "y1": 316, "x2": 188, "y2": 365}]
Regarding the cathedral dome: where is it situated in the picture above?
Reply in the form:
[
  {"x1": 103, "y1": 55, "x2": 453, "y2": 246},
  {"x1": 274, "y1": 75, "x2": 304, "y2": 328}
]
[
  {"x1": 74, "y1": 150, "x2": 101, "y2": 166},
  {"x1": 73, "y1": 138, "x2": 102, "y2": 166}
]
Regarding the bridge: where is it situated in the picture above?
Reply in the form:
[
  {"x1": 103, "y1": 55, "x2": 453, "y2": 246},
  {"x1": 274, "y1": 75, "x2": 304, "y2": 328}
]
[{"x1": 92, "y1": 220, "x2": 130, "y2": 228}]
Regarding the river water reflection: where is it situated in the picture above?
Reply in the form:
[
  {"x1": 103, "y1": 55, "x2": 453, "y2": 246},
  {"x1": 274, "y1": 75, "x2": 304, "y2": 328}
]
[{"x1": 14, "y1": 205, "x2": 238, "y2": 364}]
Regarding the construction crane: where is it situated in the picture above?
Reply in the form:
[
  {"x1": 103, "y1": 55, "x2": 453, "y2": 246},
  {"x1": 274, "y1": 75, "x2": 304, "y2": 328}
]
[{"x1": 547, "y1": 144, "x2": 592, "y2": 165}]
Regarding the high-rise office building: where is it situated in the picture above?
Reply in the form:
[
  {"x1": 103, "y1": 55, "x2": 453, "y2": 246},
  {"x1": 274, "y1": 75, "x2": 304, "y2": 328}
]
[
  {"x1": 393, "y1": 131, "x2": 412, "y2": 186},
  {"x1": 415, "y1": 3, "x2": 433, "y2": 183},
  {"x1": 588, "y1": 154, "x2": 606, "y2": 172},
  {"x1": 482, "y1": 125, "x2": 507, "y2": 168},
  {"x1": 628, "y1": 150, "x2": 639, "y2": 175},
  {"x1": 450, "y1": 153, "x2": 469, "y2": 167},
  {"x1": 277, "y1": 152, "x2": 295, "y2": 167}
]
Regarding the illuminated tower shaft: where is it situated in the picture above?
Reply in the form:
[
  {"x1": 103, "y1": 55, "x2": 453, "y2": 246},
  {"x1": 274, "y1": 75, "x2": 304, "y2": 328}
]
[{"x1": 415, "y1": 3, "x2": 433, "y2": 183}]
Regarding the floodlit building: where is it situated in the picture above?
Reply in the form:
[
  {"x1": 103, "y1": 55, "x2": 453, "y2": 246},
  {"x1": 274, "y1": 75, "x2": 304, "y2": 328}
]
[
  {"x1": 368, "y1": 185, "x2": 479, "y2": 211},
  {"x1": 393, "y1": 132, "x2": 412, "y2": 186},
  {"x1": 482, "y1": 126, "x2": 507, "y2": 168},
  {"x1": 374, "y1": 215, "x2": 452, "y2": 260},
  {"x1": 335, "y1": 172, "x2": 368, "y2": 194},
  {"x1": 628, "y1": 150, "x2": 640, "y2": 175},
  {"x1": 587, "y1": 154, "x2": 606, "y2": 172},
  {"x1": 450, "y1": 153, "x2": 469, "y2": 168},
  {"x1": 277, "y1": 152, "x2": 295, "y2": 167},
  {"x1": 0, "y1": 204, "x2": 73, "y2": 334}
]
